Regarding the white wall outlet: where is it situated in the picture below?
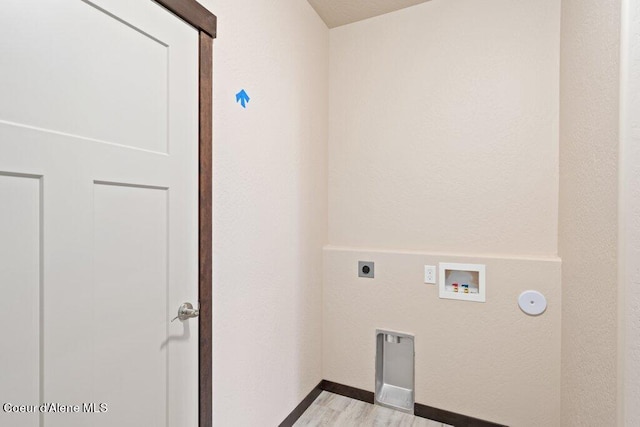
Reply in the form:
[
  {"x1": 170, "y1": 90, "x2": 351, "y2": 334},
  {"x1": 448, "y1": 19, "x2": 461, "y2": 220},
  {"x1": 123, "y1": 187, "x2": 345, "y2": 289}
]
[{"x1": 424, "y1": 265, "x2": 436, "y2": 284}]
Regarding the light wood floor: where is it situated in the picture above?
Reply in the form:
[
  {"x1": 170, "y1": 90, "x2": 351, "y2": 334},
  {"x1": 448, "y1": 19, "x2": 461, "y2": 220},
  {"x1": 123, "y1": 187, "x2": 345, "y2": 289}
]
[{"x1": 293, "y1": 391, "x2": 453, "y2": 427}]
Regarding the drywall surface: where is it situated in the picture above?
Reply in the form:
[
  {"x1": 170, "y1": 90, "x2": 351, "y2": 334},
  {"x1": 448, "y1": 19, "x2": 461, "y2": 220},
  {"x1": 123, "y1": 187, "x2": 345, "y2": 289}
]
[
  {"x1": 202, "y1": 0, "x2": 329, "y2": 425},
  {"x1": 559, "y1": 0, "x2": 620, "y2": 425},
  {"x1": 328, "y1": 0, "x2": 560, "y2": 256},
  {"x1": 323, "y1": 247, "x2": 562, "y2": 426},
  {"x1": 307, "y1": 0, "x2": 431, "y2": 29},
  {"x1": 325, "y1": 1, "x2": 562, "y2": 424},
  {"x1": 619, "y1": 0, "x2": 640, "y2": 424}
]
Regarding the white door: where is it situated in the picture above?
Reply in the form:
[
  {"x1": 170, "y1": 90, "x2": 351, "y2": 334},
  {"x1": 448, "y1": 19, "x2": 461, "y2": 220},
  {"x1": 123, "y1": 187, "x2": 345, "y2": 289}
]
[{"x1": 0, "y1": 1, "x2": 200, "y2": 426}]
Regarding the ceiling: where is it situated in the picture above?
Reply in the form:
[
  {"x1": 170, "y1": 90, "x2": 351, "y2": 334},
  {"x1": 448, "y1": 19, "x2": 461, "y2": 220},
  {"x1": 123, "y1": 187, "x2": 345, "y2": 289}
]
[{"x1": 307, "y1": 0, "x2": 431, "y2": 28}]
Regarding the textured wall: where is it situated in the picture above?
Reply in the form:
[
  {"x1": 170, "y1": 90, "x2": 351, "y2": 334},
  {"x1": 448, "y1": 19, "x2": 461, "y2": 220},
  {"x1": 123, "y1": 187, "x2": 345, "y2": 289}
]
[
  {"x1": 559, "y1": 0, "x2": 620, "y2": 425},
  {"x1": 328, "y1": 0, "x2": 560, "y2": 256},
  {"x1": 326, "y1": 0, "x2": 562, "y2": 424},
  {"x1": 203, "y1": 0, "x2": 329, "y2": 425},
  {"x1": 323, "y1": 247, "x2": 562, "y2": 426},
  {"x1": 619, "y1": 0, "x2": 640, "y2": 424}
]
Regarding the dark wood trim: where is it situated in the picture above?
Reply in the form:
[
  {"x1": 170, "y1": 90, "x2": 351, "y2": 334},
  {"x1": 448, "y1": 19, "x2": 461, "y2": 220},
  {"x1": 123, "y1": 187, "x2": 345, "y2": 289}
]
[
  {"x1": 318, "y1": 380, "x2": 507, "y2": 427},
  {"x1": 153, "y1": 1, "x2": 216, "y2": 425},
  {"x1": 154, "y1": 0, "x2": 217, "y2": 38},
  {"x1": 278, "y1": 382, "x2": 324, "y2": 427},
  {"x1": 197, "y1": 31, "x2": 214, "y2": 427},
  {"x1": 156, "y1": 2, "x2": 216, "y2": 427},
  {"x1": 320, "y1": 380, "x2": 374, "y2": 404},
  {"x1": 414, "y1": 403, "x2": 507, "y2": 427}
]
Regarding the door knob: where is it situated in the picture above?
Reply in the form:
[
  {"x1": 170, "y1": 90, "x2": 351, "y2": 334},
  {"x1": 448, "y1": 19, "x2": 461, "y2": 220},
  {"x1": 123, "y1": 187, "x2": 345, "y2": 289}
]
[{"x1": 171, "y1": 302, "x2": 200, "y2": 322}]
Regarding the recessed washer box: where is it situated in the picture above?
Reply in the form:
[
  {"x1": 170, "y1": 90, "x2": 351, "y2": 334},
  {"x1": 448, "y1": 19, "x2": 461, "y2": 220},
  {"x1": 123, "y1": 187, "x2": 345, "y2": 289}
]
[
  {"x1": 375, "y1": 329, "x2": 415, "y2": 414},
  {"x1": 439, "y1": 262, "x2": 486, "y2": 302}
]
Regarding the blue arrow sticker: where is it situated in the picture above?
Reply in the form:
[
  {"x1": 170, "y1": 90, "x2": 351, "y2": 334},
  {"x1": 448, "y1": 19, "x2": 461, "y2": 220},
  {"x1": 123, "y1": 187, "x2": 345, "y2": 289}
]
[{"x1": 236, "y1": 89, "x2": 250, "y2": 108}]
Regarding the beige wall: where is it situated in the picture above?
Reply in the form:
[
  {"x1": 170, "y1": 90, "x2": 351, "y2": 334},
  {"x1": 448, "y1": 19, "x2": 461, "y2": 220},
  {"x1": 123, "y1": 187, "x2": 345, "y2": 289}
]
[
  {"x1": 202, "y1": 0, "x2": 625, "y2": 424},
  {"x1": 204, "y1": 0, "x2": 329, "y2": 425},
  {"x1": 326, "y1": 0, "x2": 562, "y2": 425},
  {"x1": 323, "y1": 247, "x2": 561, "y2": 426},
  {"x1": 559, "y1": 0, "x2": 620, "y2": 425},
  {"x1": 329, "y1": 0, "x2": 560, "y2": 256},
  {"x1": 619, "y1": 0, "x2": 638, "y2": 424}
]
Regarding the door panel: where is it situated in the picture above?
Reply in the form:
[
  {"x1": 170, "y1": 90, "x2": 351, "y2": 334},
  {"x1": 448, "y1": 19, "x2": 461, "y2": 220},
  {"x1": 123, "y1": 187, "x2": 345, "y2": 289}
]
[
  {"x1": 93, "y1": 183, "x2": 168, "y2": 426},
  {"x1": 0, "y1": 1, "x2": 199, "y2": 426},
  {"x1": 0, "y1": 174, "x2": 41, "y2": 427},
  {"x1": 0, "y1": 0, "x2": 169, "y2": 153}
]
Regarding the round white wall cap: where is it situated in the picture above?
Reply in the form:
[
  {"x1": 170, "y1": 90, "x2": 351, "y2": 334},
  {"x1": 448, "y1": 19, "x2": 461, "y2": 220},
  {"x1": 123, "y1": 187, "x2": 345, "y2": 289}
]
[{"x1": 518, "y1": 290, "x2": 547, "y2": 316}]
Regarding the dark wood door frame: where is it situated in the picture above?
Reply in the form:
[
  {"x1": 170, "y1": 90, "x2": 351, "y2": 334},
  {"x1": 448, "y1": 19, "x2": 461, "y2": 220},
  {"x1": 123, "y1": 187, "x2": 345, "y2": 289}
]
[{"x1": 152, "y1": 1, "x2": 216, "y2": 426}]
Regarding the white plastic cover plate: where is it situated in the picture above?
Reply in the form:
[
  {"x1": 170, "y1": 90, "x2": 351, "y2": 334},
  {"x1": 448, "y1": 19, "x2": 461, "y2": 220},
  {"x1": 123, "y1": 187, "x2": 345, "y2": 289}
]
[{"x1": 518, "y1": 290, "x2": 547, "y2": 316}]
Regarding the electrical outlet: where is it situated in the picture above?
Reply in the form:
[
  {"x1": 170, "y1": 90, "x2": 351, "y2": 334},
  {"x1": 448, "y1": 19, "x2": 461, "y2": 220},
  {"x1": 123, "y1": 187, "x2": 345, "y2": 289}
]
[
  {"x1": 424, "y1": 265, "x2": 436, "y2": 284},
  {"x1": 358, "y1": 261, "x2": 374, "y2": 278}
]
